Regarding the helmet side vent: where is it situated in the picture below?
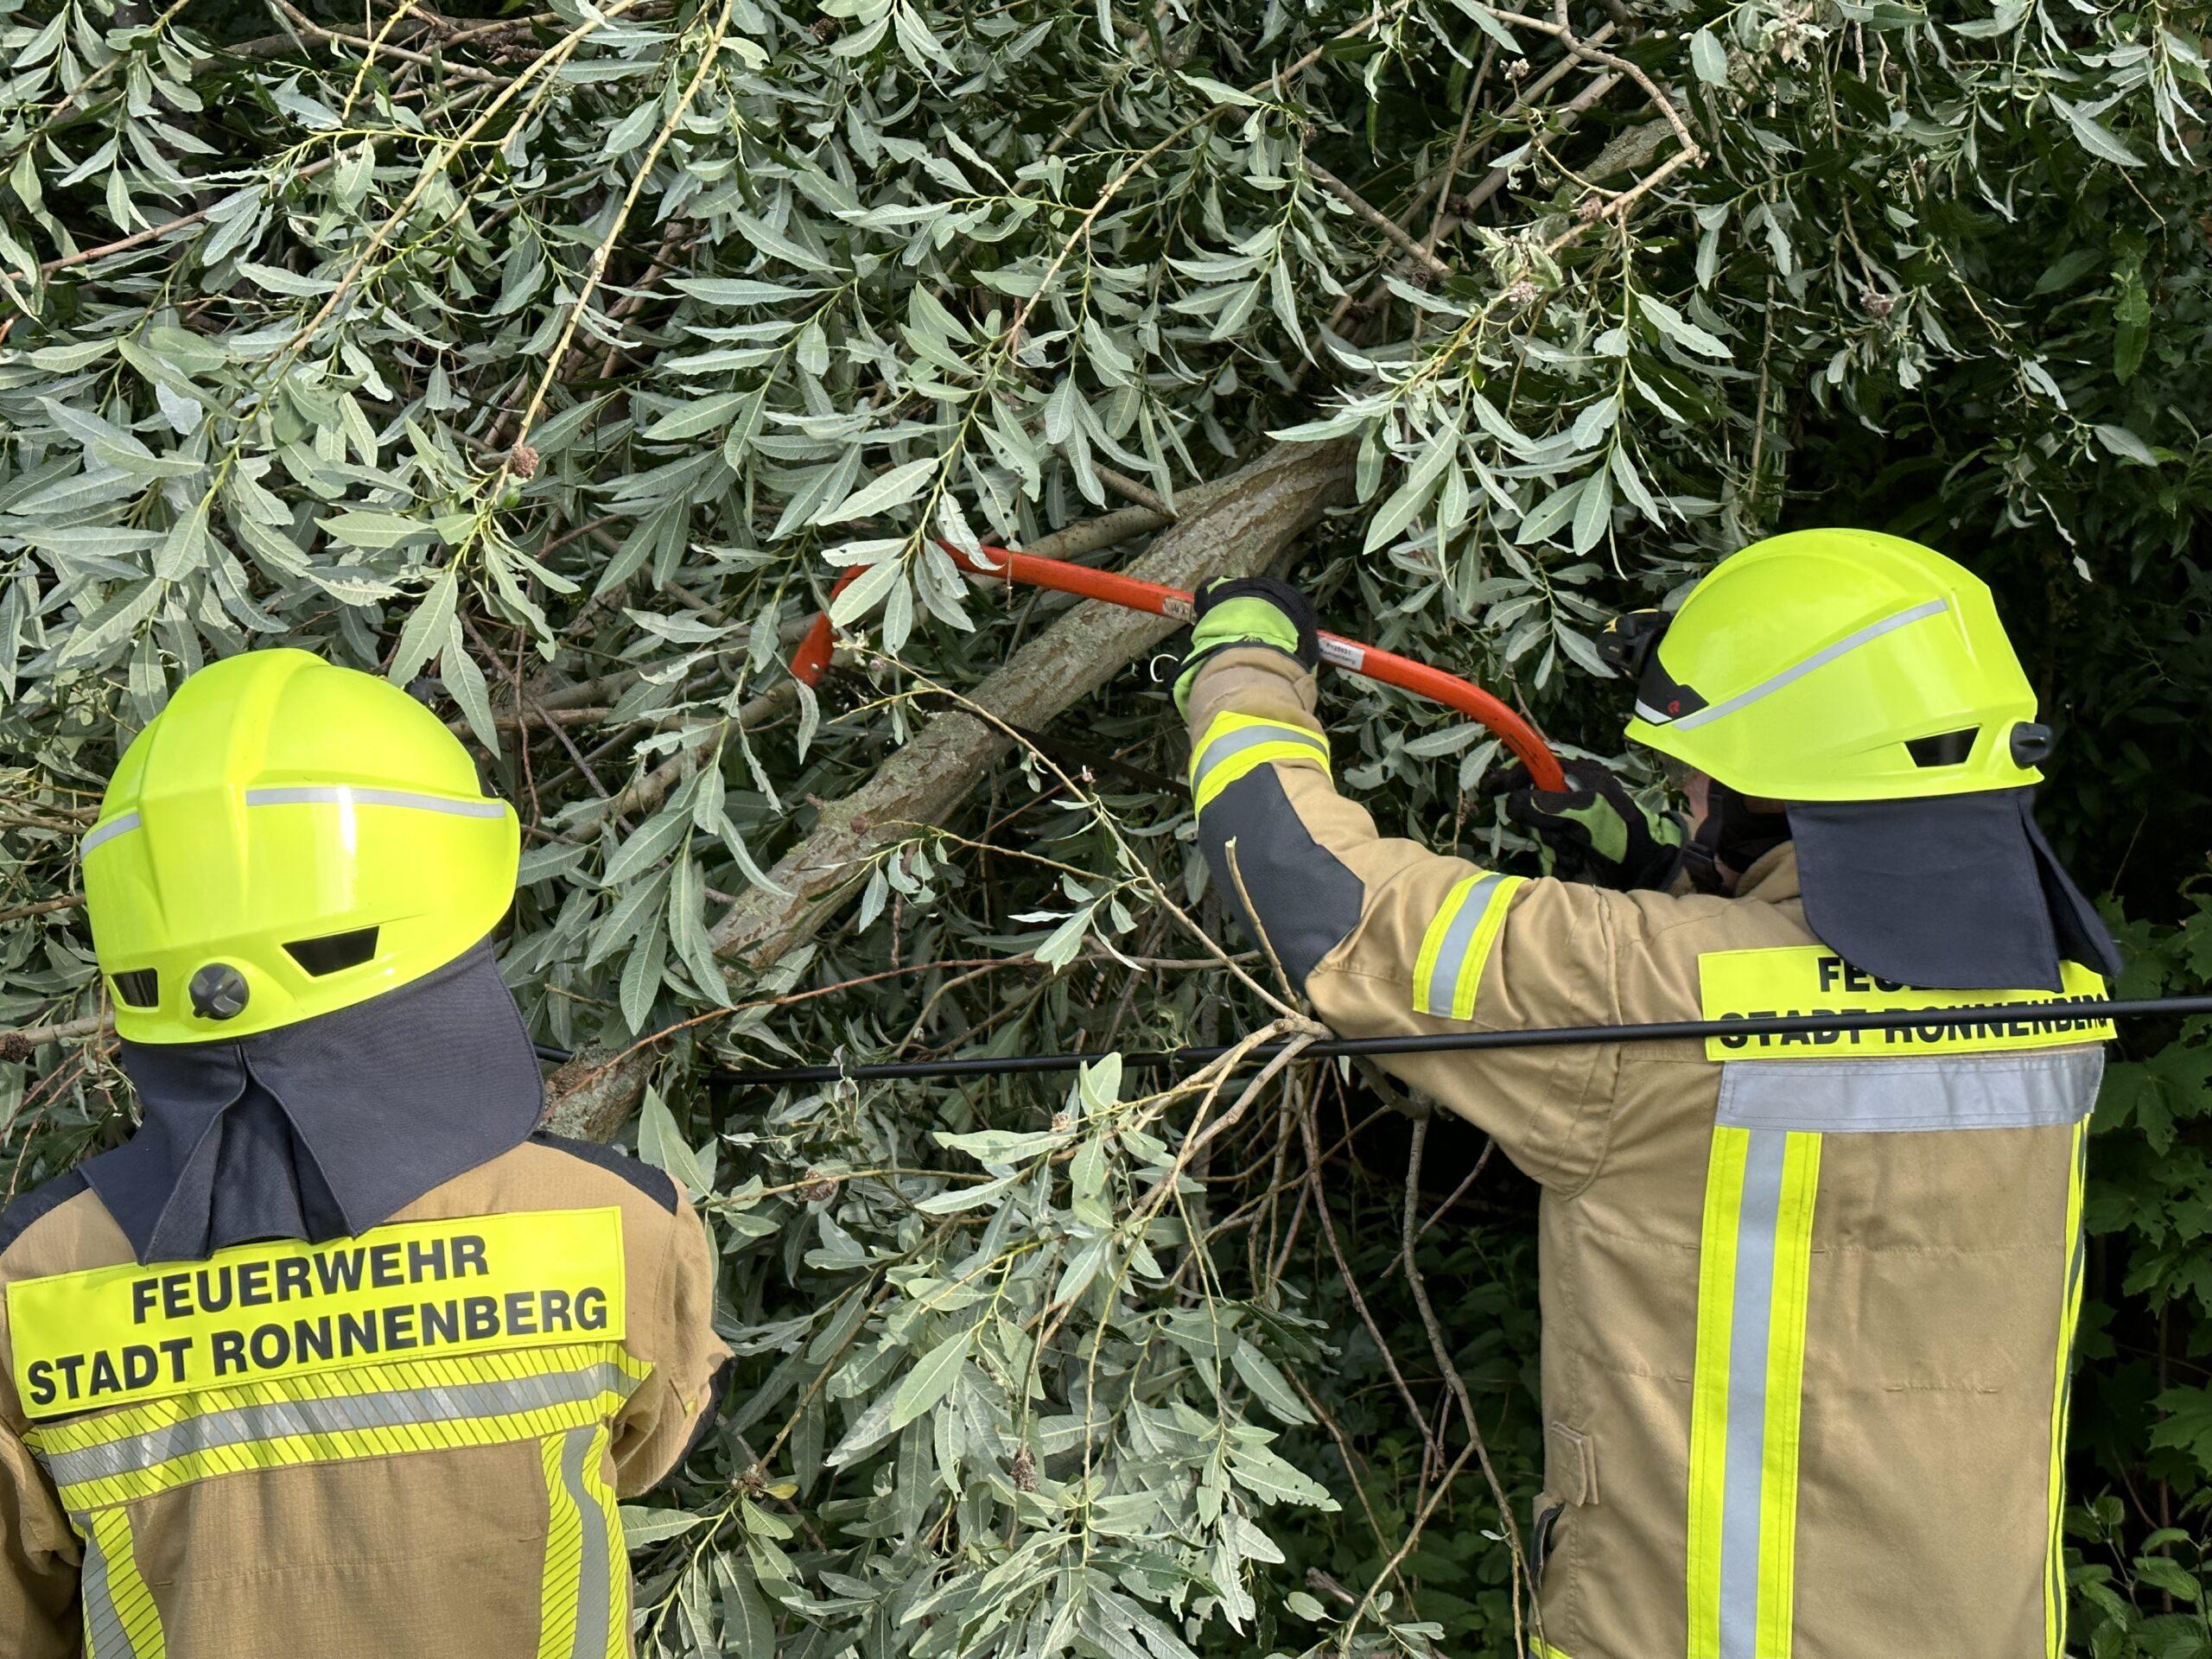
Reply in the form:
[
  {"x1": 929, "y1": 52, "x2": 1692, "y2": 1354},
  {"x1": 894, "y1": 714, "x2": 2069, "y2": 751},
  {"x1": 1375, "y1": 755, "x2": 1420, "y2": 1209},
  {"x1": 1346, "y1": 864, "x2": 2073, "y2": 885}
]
[
  {"x1": 284, "y1": 927, "x2": 381, "y2": 976},
  {"x1": 111, "y1": 969, "x2": 159, "y2": 1007},
  {"x1": 1905, "y1": 728, "x2": 1979, "y2": 767}
]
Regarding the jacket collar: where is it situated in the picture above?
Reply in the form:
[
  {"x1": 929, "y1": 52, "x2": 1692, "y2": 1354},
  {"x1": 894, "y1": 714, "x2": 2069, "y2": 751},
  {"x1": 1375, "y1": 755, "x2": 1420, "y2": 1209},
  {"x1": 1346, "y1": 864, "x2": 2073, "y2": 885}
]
[{"x1": 1735, "y1": 843, "x2": 1802, "y2": 904}]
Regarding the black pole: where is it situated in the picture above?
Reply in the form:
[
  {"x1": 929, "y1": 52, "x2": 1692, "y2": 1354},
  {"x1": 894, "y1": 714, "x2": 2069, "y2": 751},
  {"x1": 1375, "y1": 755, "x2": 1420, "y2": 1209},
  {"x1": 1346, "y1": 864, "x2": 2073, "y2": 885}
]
[{"x1": 534, "y1": 995, "x2": 2212, "y2": 1090}]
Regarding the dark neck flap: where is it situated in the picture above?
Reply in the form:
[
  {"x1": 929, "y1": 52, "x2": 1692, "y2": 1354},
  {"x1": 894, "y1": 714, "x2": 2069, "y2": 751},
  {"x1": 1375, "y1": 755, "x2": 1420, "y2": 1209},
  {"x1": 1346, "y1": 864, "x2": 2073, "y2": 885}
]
[
  {"x1": 86, "y1": 938, "x2": 545, "y2": 1265},
  {"x1": 1789, "y1": 787, "x2": 2123, "y2": 993}
]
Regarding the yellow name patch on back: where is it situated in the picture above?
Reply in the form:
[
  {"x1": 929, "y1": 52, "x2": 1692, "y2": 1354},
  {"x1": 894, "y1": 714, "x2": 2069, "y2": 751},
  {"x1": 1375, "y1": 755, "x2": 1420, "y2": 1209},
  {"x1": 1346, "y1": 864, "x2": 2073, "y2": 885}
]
[
  {"x1": 6, "y1": 1208, "x2": 626, "y2": 1421},
  {"x1": 1698, "y1": 947, "x2": 2113, "y2": 1061}
]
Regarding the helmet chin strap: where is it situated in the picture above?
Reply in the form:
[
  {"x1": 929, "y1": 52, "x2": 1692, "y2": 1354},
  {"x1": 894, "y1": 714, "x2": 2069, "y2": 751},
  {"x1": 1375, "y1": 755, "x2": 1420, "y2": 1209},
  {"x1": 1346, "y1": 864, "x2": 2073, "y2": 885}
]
[{"x1": 1680, "y1": 779, "x2": 1791, "y2": 894}]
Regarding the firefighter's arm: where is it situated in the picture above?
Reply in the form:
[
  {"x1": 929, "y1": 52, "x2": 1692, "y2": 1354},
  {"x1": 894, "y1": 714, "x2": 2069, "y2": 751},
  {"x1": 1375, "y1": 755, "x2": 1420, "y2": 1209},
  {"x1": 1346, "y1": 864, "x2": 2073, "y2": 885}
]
[
  {"x1": 1184, "y1": 639, "x2": 1626, "y2": 1189},
  {"x1": 609, "y1": 1196, "x2": 734, "y2": 1497},
  {"x1": 0, "y1": 1418, "x2": 79, "y2": 1659}
]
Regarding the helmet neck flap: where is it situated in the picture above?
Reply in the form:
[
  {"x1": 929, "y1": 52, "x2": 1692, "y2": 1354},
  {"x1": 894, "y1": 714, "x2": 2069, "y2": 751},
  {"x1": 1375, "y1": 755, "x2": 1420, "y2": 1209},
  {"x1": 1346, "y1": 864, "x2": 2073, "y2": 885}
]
[{"x1": 83, "y1": 938, "x2": 544, "y2": 1265}]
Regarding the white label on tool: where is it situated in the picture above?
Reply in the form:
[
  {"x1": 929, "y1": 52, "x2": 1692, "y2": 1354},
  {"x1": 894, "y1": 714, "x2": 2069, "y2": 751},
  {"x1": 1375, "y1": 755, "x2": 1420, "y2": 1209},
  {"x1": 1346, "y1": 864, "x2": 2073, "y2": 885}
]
[{"x1": 1318, "y1": 638, "x2": 1363, "y2": 670}]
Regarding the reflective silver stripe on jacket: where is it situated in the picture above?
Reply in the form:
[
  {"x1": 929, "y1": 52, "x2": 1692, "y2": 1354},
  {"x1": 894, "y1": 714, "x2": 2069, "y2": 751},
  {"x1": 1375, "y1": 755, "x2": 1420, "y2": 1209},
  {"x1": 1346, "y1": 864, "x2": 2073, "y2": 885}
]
[
  {"x1": 36, "y1": 1363, "x2": 632, "y2": 1490},
  {"x1": 78, "y1": 1512, "x2": 139, "y2": 1659},
  {"x1": 556, "y1": 1424, "x2": 613, "y2": 1659},
  {"x1": 1189, "y1": 722, "x2": 1328, "y2": 791},
  {"x1": 1421, "y1": 873, "x2": 1511, "y2": 1016},
  {"x1": 1717, "y1": 1050, "x2": 2104, "y2": 1134}
]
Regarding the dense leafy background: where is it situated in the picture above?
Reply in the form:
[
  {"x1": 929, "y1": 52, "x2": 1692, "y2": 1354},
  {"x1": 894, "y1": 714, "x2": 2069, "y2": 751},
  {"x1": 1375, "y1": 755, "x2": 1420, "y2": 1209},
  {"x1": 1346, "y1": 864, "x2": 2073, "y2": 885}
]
[{"x1": 1, "y1": 0, "x2": 2207, "y2": 1654}]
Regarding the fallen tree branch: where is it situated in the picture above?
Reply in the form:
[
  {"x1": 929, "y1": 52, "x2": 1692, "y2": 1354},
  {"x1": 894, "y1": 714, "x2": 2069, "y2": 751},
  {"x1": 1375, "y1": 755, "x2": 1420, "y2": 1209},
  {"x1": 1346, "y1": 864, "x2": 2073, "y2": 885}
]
[
  {"x1": 543, "y1": 439, "x2": 1352, "y2": 1138},
  {"x1": 270, "y1": 0, "x2": 511, "y2": 86},
  {"x1": 0, "y1": 893, "x2": 84, "y2": 925},
  {"x1": 1307, "y1": 159, "x2": 1452, "y2": 281},
  {"x1": 708, "y1": 439, "x2": 1351, "y2": 971},
  {"x1": 0, "y1": 1014, "x2": 108, "y2": 1064}
]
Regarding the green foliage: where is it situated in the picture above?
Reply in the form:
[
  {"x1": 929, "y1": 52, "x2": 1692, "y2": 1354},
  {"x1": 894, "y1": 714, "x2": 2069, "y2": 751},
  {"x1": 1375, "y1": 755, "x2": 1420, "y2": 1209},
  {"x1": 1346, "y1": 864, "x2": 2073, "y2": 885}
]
[
  {"x1": 1, "y1": 0, "x2": 2207, "y2": 1654},
  {"x1": 2068, "y1": 900, "x2": 2212, "y2": 1657},
  {"x1": 2069, "y1": 1494, "x2": 2212, "y2": 1659}
]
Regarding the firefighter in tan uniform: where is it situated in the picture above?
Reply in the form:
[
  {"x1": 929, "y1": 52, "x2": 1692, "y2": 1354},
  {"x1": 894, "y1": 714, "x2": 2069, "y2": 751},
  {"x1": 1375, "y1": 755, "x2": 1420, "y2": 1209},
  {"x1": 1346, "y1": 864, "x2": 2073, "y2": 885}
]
[
  {"x1": 0, "y1": 651, "x2": 733, "y2": 1658},
  {"x1": 1174, "y1": 532, "x2": 2120, "y2": 1659}
]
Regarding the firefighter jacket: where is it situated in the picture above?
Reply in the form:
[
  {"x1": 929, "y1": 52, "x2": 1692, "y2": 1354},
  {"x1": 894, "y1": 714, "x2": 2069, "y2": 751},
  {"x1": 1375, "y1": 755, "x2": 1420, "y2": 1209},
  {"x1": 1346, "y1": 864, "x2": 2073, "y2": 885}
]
[
  {"x1": 1185, "y1": 644, "x2": 2108, "y2": 1659},
  {"x1": 0, "y1": 1134, "x2": 732, "y2": 1658}
]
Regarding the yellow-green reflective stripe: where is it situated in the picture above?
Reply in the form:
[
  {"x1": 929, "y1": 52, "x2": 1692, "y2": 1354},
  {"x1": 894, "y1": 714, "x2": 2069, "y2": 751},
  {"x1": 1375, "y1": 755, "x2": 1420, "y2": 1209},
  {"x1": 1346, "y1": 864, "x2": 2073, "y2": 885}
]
[
  {"x1": 1412, "y1": 873, "x2": 1522, "y2": 1019},
  {"x1": 582, "y1": 1426, "x2": 626, "y2": 1659},
  {"x1": 1687, "y1": 1128, "x2": 1749, "y2": 1659},
  {"x1": 539, "y1": 1425, "x2": 623, "y2": 1659},
  {"x1": 48, "y1": 1389, "x2": 633, "y2": 1512},
  {"x1": 41, "y1": 1359, "x2": 636, "y2": 1491},
  {"x1": 79, "y1": 1506, "x2": 164, "y2": 1659},
  {"x1": 1188, "y1": 713, "x2": 1329, "y2": 812},
  {"x1": 539, "y1": 1431, "x2": 583, "y2": 1659},
  {"x1": 1757, "y1": 1134, "x2": 1821, "y2": 1656},
  {"x1": 28, "y1": 1343, "x2": 648, "y2": 1457},
  {"x1": 29, "y1": 1345, "x2": 646, "y2": 1511},
  {"x1": 2045, "y1": 1119, "x2": 2089, "y2": 1658},
  {"x1": 28, "y1": 1344, "x2": 648, "y2": 1448},
  {"x1": 1686, "y1": 1126, "x2": 1821, "y2": 1659}
]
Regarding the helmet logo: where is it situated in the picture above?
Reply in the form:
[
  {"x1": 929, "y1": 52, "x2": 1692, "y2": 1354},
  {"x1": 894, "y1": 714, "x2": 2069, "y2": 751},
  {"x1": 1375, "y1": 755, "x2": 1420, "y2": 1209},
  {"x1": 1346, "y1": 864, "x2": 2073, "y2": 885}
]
[{"x1": 188, "y1": 964, "x2": 250, "y2": 1021}]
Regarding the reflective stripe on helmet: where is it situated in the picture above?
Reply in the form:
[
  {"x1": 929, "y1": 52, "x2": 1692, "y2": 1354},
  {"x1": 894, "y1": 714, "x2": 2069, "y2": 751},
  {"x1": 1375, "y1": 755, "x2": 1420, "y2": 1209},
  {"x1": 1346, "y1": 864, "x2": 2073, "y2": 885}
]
[
  {"x1": 1646, "y1": 598, "x2": 1948, "y2": 732},
  {"x1": 243, "y1": 785, "x2": 510, "y2": 817},
  {"x1": 85, "y1": 787, "x2": 505, "y2": 864},
  {"x1": 81, "y1": 811, "x2": 143, "y2": 855}
]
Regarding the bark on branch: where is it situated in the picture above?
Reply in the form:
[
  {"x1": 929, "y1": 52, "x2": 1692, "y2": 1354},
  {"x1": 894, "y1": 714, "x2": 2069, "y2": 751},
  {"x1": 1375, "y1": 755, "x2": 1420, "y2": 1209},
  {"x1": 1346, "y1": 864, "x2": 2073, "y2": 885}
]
[
  {"x1": 543, "y1": 439, "x2": 1354, "y2": 1139},
  {"x1": 708, "y1": 439, "x2": 1353, "y2": 971}
]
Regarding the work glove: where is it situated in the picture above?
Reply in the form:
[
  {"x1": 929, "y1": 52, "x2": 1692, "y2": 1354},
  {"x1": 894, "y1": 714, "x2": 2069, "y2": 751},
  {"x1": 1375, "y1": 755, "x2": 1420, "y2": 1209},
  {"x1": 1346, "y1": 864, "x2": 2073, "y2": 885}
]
[
  {"x1": 1504, "y1": 759, "x2": 1684, "y2": 890},
  {"x1": 1171, "y1": 575, "x2": 1321, "y2": 717}
]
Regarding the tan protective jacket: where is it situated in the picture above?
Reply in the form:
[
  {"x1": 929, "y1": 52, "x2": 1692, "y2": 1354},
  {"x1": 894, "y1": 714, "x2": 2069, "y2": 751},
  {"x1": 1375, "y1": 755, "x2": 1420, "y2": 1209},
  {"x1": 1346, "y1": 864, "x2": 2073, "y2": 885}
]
[
  {"x1": 0, "y1": 1133, "x2": 731, "y2": 1659},
  {"x1": 1186, "y1": 645, "x2": 2107, "y2": 1659}
]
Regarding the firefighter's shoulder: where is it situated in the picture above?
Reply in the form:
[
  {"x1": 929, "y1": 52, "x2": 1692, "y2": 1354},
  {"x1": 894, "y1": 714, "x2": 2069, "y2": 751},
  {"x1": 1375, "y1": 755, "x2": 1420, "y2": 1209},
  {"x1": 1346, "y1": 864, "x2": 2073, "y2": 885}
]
[
  {"x1": 0, "y1": 1168, "x2": 98, "y2": 1269},
  {"x1": 515, "y1": 1130, "x2": 683, "y2": 1214}
]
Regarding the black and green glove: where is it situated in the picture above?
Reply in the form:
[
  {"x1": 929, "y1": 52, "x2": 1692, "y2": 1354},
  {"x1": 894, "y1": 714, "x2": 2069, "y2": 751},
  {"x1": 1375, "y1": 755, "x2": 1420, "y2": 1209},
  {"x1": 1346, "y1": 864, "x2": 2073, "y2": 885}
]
[
  {"x1": 1504, "y1": 759, "x2": 1684, "y2": 890},
  {"x1": 1171, "y1": 575, "x2": 1320, "y2": 716}
]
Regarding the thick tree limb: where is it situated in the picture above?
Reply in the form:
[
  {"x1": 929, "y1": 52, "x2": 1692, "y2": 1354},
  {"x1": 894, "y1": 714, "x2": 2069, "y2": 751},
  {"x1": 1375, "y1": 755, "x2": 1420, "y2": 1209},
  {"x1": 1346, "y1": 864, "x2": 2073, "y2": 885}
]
[
  {"x1": 708, "y1": 439, "x2": 1352, "y2": 971},
  {"x1": 543, "y1": 439, "x2": 1353, "y2": 1139}
]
